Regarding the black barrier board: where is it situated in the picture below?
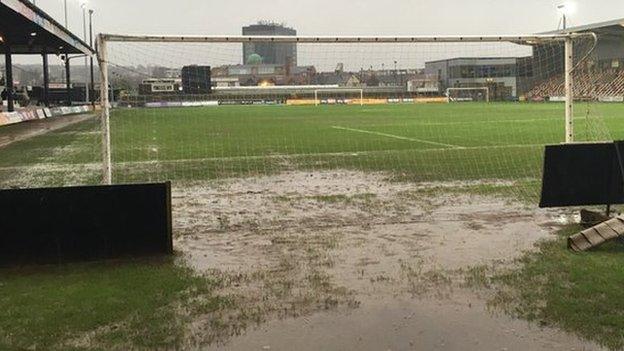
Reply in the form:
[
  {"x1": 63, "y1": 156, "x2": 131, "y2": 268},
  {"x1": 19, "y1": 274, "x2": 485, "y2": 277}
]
[
  {"x1": 0, "y1": 182, "x2": 172, "y2": 266},
  {"x1": 540, "y1": 142, "x2": 624, "y2": 207}
]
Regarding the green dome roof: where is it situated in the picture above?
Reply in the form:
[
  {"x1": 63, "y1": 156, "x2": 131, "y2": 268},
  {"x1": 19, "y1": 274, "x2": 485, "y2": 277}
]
[{"x1": 247, "y1": 53, "x2": 263, "y2": 65}]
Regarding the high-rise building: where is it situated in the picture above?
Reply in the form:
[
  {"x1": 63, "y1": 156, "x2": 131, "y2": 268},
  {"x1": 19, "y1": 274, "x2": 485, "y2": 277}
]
[{"x1": 242, "y1": 22, "x2": 297, "y2": 66}]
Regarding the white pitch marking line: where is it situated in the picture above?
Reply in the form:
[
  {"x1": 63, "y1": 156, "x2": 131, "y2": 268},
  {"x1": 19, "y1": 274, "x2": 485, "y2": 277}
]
[
  {"x1": 332, "y1": 126, "x2": 465, "y2": 149},
  {"x1": 0, "y1": 143, "x2": 548, "y2": 172}
]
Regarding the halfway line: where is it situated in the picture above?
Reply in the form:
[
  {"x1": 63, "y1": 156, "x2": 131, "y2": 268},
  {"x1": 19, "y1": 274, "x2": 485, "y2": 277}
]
[{"x1": 331, "y1": 126, "x2": 464, "y2": 149}]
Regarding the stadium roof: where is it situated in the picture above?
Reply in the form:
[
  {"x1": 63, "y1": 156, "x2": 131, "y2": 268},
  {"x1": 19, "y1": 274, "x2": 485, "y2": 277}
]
[
  {"x1": 0, "y1": 0, "x2": 93, "y2": 55},
  {"x1": 541, "y1": 17, "x2": 624, "y2": 39},
  {"x1": 425, "y1": 57, "x2": 526, "y2": 64}
]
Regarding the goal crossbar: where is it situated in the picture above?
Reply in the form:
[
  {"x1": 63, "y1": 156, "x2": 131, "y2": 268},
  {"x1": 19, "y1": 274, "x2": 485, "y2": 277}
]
[{"x1": 98, "y1": 33, "x2": 595, "y2": 44}]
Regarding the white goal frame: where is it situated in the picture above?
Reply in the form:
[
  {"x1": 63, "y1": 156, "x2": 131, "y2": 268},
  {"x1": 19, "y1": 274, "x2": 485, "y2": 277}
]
[
  {"x1": 314, "y1": 88, "x2": 364, "y2": 106},
  {"x1": 97, "y1": 33, "x2": 596, "y2": 185},
  {"x1": 446, "y1": 87, "x2": 490, "y2": 103}
]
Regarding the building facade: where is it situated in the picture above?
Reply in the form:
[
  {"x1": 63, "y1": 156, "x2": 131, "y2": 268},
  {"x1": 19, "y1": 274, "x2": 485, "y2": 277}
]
[
  {"x1": 242, "y1": 23, "x2": 297, "y2": 66},
  {"x1": 424, "y1": 57, "x2": 533, "y2": 99}
]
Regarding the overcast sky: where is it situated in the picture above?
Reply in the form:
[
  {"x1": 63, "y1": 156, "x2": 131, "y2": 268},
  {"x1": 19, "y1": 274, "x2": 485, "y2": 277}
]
[
  {"x1": 9, "y1": 0, "x2": 624, "y2": 69},
  {"x1": 32, "y1": 0, "x2": 624, "y2": 37}
]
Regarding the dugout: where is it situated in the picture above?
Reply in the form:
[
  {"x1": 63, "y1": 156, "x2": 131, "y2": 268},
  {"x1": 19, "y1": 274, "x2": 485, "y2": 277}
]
[{"x1": 0, "y1": 0, "x2": 94, "y2": 112}]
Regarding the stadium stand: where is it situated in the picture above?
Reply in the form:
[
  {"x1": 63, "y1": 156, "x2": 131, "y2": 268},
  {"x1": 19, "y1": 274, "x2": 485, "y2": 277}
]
[
  {"x1": 531, "y1": 18, "x2": 624, "y2": 100},
  {"x1": 529, "y1": 68, "x2": 624, "y2": 99}
]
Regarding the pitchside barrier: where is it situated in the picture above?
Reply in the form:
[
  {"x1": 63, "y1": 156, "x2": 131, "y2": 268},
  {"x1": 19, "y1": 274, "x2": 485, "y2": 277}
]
[
  {"x1": 0, "y1": 182, "x2": 172, "y2": 266},
  {"x1": 598, "y1": 96, "x2": 624, "y2": 103},
  {"x1": 0, "y1": 105, "x2": 96, "y2": 127},
  {"x1": 285, "y1": 97, "x2": 448, "y2": 106},
  {"x1": 540, "y1": 141, "x2": 624, "y2": 208},
  {"x1": 135, "y1": 97, "x2": 450, "y2": 107},
  {"x1": 540, "y1": 141, "x2": 624, "y2": 253}
]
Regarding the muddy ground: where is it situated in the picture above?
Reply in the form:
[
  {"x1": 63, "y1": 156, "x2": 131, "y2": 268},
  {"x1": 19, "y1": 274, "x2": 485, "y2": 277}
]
[{"x1": 172, "y1": 170, "x2": 602, "y2": 350}]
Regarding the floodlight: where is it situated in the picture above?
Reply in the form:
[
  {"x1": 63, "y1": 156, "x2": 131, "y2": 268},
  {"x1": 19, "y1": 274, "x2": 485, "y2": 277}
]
[{"x1": 557, "y1": 2, "x2": 576, "y2": 15}]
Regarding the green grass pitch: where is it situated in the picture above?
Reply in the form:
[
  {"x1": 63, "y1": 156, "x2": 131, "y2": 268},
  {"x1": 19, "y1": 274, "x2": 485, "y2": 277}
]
[
  {"x1": 1, "y1": 102, "x2": 623, "y2": 199},
  {"x1": 2, "y1": 102, "x2": 624, "y2": 350}
]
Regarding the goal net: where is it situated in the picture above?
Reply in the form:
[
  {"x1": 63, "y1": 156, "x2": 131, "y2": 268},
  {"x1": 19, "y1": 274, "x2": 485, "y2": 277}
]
[
  {"x1": 0, "y1": 33, "x2": 609, "y2": 207},
  {"x1": 446, "y1": 87, "x2": 490, "y2": 102},
  {"x1": 314, "y1": 88, "x2": 364, "y2": 106}
]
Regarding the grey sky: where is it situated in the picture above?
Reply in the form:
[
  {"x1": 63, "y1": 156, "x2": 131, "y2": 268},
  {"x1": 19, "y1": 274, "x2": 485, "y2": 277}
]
[
  {"x1": 8, "y1": 0, "x2": 623, "y2": 70},
  {"x1": 34, "y1": 0, "x2": 624, "y2": 38}
]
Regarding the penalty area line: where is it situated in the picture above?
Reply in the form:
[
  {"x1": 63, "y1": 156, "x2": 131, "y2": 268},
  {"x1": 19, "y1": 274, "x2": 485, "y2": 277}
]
[
  {"x1": 331, "y1": 126, "x2": 464, "y2": 149},
  {"x1": 0, "y1": 143, "x2": 546, "y2": 172}
]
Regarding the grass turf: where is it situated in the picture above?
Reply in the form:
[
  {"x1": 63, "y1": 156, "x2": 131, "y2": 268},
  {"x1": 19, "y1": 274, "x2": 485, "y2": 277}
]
[
  {"x1": 1, "y1": 102, "x2": 622, "y2": 197},
  {"x1": 490, "y1": 226, "x2": 624, "y2": 350},
  {"x1": 1, "y1": 102, "x2": 624, "y2": 348},
  {"x1": 0, "y1": 258, "x2": 229, "y2": 350}
]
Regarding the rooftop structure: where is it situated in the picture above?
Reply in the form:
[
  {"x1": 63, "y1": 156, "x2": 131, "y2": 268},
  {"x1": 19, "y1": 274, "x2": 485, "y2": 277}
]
[
  {"x1": 242, "y1": 22, "x2": 297, "y2": 66},
  {"x1": 1, "y1": 0, "x2": 94, "y2": 111}
]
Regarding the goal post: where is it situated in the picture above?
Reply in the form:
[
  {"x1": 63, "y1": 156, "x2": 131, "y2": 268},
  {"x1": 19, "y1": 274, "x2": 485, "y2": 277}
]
[
  {"x1": 445, "y1": 87, "x2": 490, "y2": 103},
  {"x1": 565, "y1": 36, "x2": 574, "y2": 144},
  {"x1": 96, "y1": 34, "x2": 112, "y2": 185},
  {"x1": 95, "y1": 33, "x2": 598, "y2": 190},
  {"x1": 314, "y1": 88, "x2": 364, "y2": 106}
]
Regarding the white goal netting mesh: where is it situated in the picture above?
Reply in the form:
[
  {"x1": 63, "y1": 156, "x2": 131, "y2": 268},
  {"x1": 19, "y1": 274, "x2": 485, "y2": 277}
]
[{"x1": 0, "y1": 34, "x2": 611, "y2": 205}]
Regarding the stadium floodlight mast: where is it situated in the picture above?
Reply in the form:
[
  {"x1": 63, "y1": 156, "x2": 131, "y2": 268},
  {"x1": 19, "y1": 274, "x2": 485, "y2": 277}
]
[
  {"x1": 97, "y1": 33, "x2": 596, "y2": 185},
  {"x1": 80, "y1": 0, "x2": 89, "y2": 103},
  {"x1": 63, "y1": 0, "x2": 68, "y2": 27},
  {"x1": 61, "y1": 0, "x2": 85, "y2": 29},
  {"x1": 89, "y1": 8, "x2": 95, "y2": 106},
  {"x1": 557, "y1": 2, "x2": 576, "y2": 30}
]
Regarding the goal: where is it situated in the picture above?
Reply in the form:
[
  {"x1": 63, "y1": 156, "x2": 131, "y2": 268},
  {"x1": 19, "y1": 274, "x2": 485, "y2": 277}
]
[
  {"x1": 90, "y1": 32, "x2": 603, "y2": 204},
  {"x1": 314, "y1": 88, "x2": 364, "y2": 106},
  {"x1": 446, "y1": 87, "x2": 490, "y2": 102}
]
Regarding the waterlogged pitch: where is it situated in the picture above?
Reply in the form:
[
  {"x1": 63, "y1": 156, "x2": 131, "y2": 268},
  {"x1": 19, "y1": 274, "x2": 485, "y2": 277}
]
[
  {"x1": 1, "y1": 102, "x2": 623, "y2": 200},
  {"x1": 2, "y1": 103, "x2": 624, "y2": 350}
]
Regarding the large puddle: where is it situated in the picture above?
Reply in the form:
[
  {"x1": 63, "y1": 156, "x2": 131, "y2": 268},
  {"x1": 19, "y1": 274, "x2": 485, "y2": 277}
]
[
  {"x1": 209, "y1": 295, "x2": 604, "y2": 351},
  {"x1": 171, "y1": 171, "x2": 600, "y2": 349}
]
